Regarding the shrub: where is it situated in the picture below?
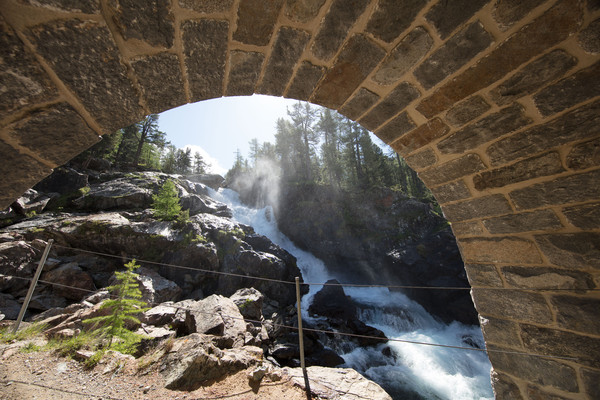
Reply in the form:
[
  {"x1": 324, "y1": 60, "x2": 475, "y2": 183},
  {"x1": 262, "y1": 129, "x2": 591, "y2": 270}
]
[{"x1": 151, "y1": 179, "x2": 182, "y2": 221}]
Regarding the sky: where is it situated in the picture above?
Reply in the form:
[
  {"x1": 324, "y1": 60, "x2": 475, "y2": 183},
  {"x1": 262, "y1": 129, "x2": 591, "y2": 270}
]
[{"x1": 157, "y1": 95, "x2": 300, "y2": 175}]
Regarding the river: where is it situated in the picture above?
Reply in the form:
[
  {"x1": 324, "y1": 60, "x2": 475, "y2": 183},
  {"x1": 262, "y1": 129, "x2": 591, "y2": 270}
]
[{"x1": 211, "y1": 188, "x2": 494, "y2": 400}]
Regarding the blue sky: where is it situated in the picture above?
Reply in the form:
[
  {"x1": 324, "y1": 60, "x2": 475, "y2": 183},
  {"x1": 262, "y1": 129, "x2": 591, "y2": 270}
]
[
  {"x1": 157, "y1": 94, "x2": 391, "y2": 175},
  {"x1": 157, "y1": 95, "x2": 299, "y2": 174}
]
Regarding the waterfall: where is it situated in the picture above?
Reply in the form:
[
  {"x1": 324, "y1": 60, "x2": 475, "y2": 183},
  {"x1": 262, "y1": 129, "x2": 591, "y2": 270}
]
[{"x1": 211, "y1": 188, "x2": 494, "y2": 400}]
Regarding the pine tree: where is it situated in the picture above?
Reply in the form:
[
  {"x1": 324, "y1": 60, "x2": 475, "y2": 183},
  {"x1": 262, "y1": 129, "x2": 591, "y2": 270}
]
[
  {"x1": 84, "y1": 260, "x2": 149, "y2": 354},
  {"x1": 151, "y1": 179, "x2": 182, "y2": 221}
]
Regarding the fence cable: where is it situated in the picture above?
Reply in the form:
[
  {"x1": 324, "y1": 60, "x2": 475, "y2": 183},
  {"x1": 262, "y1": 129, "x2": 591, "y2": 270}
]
[
  {"x1": 50, "y1": 243, "x2": 600, "y2": 292},
  {"x1": 1, "y1": 273, "x2": 581, "y2": 362}
]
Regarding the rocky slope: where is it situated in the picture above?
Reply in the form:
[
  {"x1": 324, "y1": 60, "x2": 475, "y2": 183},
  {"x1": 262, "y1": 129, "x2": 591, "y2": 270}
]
[
  {"x1": 0, "y1": 166, "x2": 392, "y2": 399},
  {"x1": 275, "y1": 183, "x2": 478, "y2": 325}
]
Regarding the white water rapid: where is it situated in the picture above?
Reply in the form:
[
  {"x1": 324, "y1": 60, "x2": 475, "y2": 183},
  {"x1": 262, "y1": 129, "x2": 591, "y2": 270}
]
[{"x1": 211, "y1": 188, "x2": 494, "y2": 400}]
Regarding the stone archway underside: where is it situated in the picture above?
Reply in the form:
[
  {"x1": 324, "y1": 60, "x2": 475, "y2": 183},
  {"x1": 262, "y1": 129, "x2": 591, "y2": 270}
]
[{"x1": 1, "y1": 0, "x2": 599, "y2": 398}]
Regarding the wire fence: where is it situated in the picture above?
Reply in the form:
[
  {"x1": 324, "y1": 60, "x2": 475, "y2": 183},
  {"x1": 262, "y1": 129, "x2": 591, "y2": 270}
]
[
  {"x1": 1, "y1": 272, "x2": 581, "y2": 362},
  {"x1": 50, "y1": 243, "x2": 600, "y2": 292},
  {"x1": 0, "y1": 236, "x2": 589, "y2": 400}
]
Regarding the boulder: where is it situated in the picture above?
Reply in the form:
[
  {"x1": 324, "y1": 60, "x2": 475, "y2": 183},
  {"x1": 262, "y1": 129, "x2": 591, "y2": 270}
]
[
  {"x1": 182, "y1": 295, "x2": 247, "y2": 348},
  {"x1": 180, "y1": 194, "x2": 231, "y2": 217},
  {"x1": 33, "y1": 167, "x2": 88, "y2": 195},
  {"x1": 0, "y1": 293, "x2": 21, "y2": 320},
  {"x1": 135, "y1": 267, "x2": 182, "y2": 305},
  {"x1": 141, "y1": 302, "x2": 181, "y2": 327},
  {"x1": 160, "y1": 333, "x2": 262, "y2": 390},
  {"x1": 185, "y1": 174, "x2": 225, "y2": 190},
  {"x1": 42, "y1": 262, "x2": 96, "y2": 301},
  {"x1": 73, "y1": 178, "x2": 153, "y2": 210},
  {"x1": 285, "y1": 366, "x2": 392, "y2": 400},
  {"x1": 230, "y1": 287, "x2": 264, "y2": 321},
  {"x1": 308, "y1": 279, "x2": 356, "y2": 320}
]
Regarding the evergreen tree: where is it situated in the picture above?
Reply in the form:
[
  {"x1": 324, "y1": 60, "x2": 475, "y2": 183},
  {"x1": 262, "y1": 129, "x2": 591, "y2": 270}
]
[
  {"x1": 84, "y1": 260, "x2": 149, "y2": 354},
  {"x1": 193, "y1": 151, "x2": 207, "y2": 174},
  {"x1": 174, "y1": 148, "x2": 192, "y2": 174},
  {"x1": 133, "y1": 114, "x2": 164, "y2": 168},
  {"x1": 151, "y1": 179, "x2": 182, "y2": 221}
]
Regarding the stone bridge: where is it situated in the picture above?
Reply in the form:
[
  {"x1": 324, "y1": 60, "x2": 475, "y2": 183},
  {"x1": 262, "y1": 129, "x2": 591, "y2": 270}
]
[{"x1": 0, "y1": 0, "x2": 598, "y2": 398}]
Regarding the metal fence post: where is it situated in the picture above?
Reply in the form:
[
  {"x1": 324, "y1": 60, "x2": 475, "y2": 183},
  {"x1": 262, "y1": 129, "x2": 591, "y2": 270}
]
[
  {"x1": 295, "y1": 277, "x2": 311, "y2": 400},
  {"x1": 12, "y1": 239, "x2": 54, "y2": 333}
]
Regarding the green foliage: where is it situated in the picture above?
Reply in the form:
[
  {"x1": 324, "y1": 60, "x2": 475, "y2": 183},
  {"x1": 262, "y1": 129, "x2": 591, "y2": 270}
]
[
  {"x1": 0, "y1": 323, "x2": 47, "y2": 343},
  {"x1": 83, "y1": 259, "x2": 149, "y2": 357},
  {"x1": 151, "y1": 179, "x2": 182, "y2": 221}
]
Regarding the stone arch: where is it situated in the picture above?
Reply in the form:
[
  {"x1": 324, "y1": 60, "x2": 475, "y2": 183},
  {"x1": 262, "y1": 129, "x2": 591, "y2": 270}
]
[{"x1": 1, "y1": 1, "x2": 599, "y2": 397}]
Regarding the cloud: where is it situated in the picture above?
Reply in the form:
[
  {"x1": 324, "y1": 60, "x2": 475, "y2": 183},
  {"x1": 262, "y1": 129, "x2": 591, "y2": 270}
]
[{"x1": 183, "y1": 144, "x2": 227, "y2": 175}]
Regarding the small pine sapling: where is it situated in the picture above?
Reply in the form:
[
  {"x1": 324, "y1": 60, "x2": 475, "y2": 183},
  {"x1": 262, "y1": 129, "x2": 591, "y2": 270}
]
[
  {"x1": 151, "y1": 179, "x2": 182, "y2": 221},
  {"x1": 84, "y1": 259, "x2": 149, "y2": 355}
]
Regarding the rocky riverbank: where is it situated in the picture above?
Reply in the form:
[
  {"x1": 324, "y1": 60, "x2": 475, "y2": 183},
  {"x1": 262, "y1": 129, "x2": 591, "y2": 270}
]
[{"x1": 0, "y1": 166, "x2": 393, "y2": 399}]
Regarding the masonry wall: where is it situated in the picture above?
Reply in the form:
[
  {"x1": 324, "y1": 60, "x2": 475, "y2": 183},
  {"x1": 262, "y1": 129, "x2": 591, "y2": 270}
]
[{"x1": 0, "y1": 1, "x2": 599, "y2": 398}]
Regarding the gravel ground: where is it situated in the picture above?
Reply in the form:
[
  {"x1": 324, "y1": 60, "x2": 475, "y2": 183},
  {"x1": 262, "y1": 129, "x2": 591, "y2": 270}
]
[{"x1": 0, "y1": 339, "x2": 311, "y2": 400}]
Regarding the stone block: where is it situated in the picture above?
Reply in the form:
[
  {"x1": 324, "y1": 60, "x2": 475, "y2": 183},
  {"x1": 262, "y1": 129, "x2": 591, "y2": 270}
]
[
  {"x1": 459, "y1": 237, "x2": 543, "y2": 264},
  {"x1": 20, "y1": 0, "x2": 100, "y2": 13},
  {"x1": 313, "y1": 34, "x2": 386, "y2": 109},
  {"x1": 566, "y1": 136, "x2": 600, "y2": 170},
  {"x1": 526, "y1": 385, "x2": 573, "y2": 400},
  {"x1": 0, "y1": 141, "x2": 52, "y2": 209},
  {"x1": 259, "y1": 27, "x2": 310, "y2": 96},
  {"x1": 284, "y1": 0, "x2": 326, "y2": 23},
  {"x1": 490, "y1": 50, "x2": 577, "y2": 106},
  {"x1": 562, "y1": 202, "x2": 600, "y2": 229},
  {"x1": 372, "y1": 27, "x2": 433, "y2": 85},
  {"x1": 482, "y1": 209, "x2": 563, "y2": 234},
  {"x1": 578, "y1": 18, "x2": 600, "y2": 54},
  {"x1": 419, "y1": 153, "x2": 486, "y2": 187},
  {"x1": 359, "y1": 82, "x2": 420, "y2": 131},
  {"x1": 233, "y1": 0, "x2": 283, "y2": 46},
  {"x1": 445, "y1": 96, "x2": 491, "y2": 127},
  {"x1": 451, "y1": 221, "x2": 486, "y2": 237},
  {"x1": 487, "y1": 348, "x2": 579, "y2": 393},
  {"x1": 490, "y1": 371, "x2": 524, "y2": 400},
  {"x1": 390, "y1": 118, "x2": 449, "y2": 156},
  {"x1": 182, "y1": 19, "x2": 228, "y2": 102},
  {"x1": 472, "y1": 289, "x2": 553, "y2": 324},
  {"x1": 581, "y1": 368, "x2": 600, "y2": 398},
  {"x1": 509, "y1": 170, "x2": 600, "y2": 210},
  {"x1": 442, "y1": 194, "x2": 512, "y2": 222},
  {"x1": 520, "y1": 324, "x2": 600, "y2": 368},
  {"x1": 365, "y1": 0, "x2": 428, "y2": 43},
  {"x1": 416, "y1": 0, "x2": 582, "y2": 118},
  {"x1": 374, "y1": 112, "x2": 416, "y2": 144},
  {"x1": 430, "y1": 180, "x2": 471, "y2": 204},
  {"x1": 480, "y1": 316, "x2": 523, "y2": 350},
  {"x1": 6, "y1": 103, "x2": 100, "y2": 166},
  {"x1": 404, "y1": 148, "x2": 437, "y2": 171},
  {"x1": 286, "y1": 61, "x2": 325, "y2": 101},
  {"x1": 414, "y1": 22, "x2": 493, "y2": 90},
  {"x1": 501, "y1": 266, "x2": 595, "y2": 290},
  {"x1": 535, "y1": 232, "x2": 600, "y2": 270},
  {"x1": 438, "y1": 104, "x2": 532, "y2": 155},
  {"x1": 488, "y1": 100, "x2": 600, "y2": 166},
  {"x1": 534, "y1": 61, "x2": 600, "y2": 117},
  {"x1": 26, "y1": 19, "x2": 144, "y2": 134},
  {"x1": 464, "y1": 264, "x2": 504, "y2": 287},
  {"x1": 131, "y1": 52, "x2": 186, "y2": 113},
  {"x1": 0, "y1": 18, "x2": 57, "y2": 114},
  {"x1": 226, "y1": 51, "x2": 265, "y2": 96},
  {"x1": 551, "y1": 295, "x2": 600, "y2": 335},
  {"x1": 492, "y1": 0, "x2": 547, "y2": 30},
  {"x1": 310, "y1": 0, "x2": 369, "y2": 61},
  {"x1": 473, "y1": 151, "x2": 565, "y2": 191},
  {"x1": 179, "y1": 0, "x2": 234, "y2": 13},
  {"x1": 425, "y1": 0, "x2": 488, "y2": 39},
  {"x1": 339, "y1": 88, "x2": 379, "y2": 121},
  {"x1": 110, "y1": 0, "x2": 174, "y2": 48}
]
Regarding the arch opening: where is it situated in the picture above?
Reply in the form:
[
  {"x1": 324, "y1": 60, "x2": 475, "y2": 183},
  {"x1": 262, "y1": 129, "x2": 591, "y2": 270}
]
[{"x1": 0, "y1": 0, "x2": 599, "y2": 398}]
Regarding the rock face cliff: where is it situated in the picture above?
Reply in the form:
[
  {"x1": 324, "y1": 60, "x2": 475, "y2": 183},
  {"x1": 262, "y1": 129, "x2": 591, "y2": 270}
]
[{"x1": 276, "y1": 183, "x2": 478, "y2": 325}]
